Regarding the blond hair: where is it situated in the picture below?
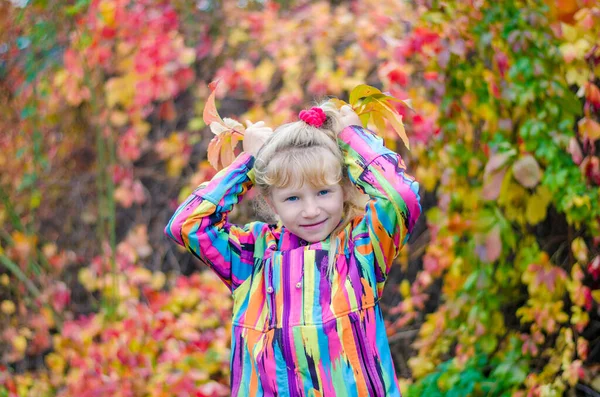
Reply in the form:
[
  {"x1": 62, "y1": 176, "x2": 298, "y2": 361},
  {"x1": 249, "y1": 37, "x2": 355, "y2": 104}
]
[{"x1": 254, "y1": 102, "x2": 364, "y2": 277}]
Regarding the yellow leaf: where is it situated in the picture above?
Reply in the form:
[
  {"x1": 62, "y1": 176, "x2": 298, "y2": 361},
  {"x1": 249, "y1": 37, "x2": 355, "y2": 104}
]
[
  {"x1": 399, "y1": 280, "x2": 410, "y2": 298},
  {"x1": 371, "y1": 111, "x2": 387, "y2": 136},
  {"x1": 13, "y1": 335, "x2": 27, "y2": 353},
  {"x1": 255, "y1": 59, "x2": 276, "y2": 86},
  {"x1": 565, "y1": 66, "x2": 590, "y2": 86},
  {"x1": 29, "y1": 191, "x2": 41, "y2": 210},
  {"x1": 151, "y1": 272, "x2": 166, "y2": 290},
  {"x1": 228, "y1": 28, "x2": 249, "y2": 46},
  {"x1": 526, "y1": 186, "x2": 551, "y2": 225},
  {"x1": 53, "y1": 70, "x2": 68, "y2": 87},
  {"x1": 179, "y1": 48, "x2": 196, "y2": 65},
  {"x1": 110, "y1": 110, "x2": 129, "y2": 127},
  {"x1": 99, "y1": 0, "x2": 116, "y2": 27},
  {"x1": 349, "y1": 84, "x2": 382, "y2": 105},
  {"x1": 328, "y1": 98, "x2": 348, "y2": 109},
  {"x1": 571, "y1": 237, "x2": 589, "y2": 263},
  {"x1": 359, "y1": 112, "x2": 370, "y2": 128},
  {"x1": 188, "y1": 117, "x2": 205, "y2": 131},
  {"x1": 45, "y1": 352, "x2": 66, "y2": 374},
  {"x1": 1, "y1": 300, "x2": 16, "y2": 315},
  {"x1": 416, "y1": 166, "x2": 437, "y2": 192},
  {"x1": 377, "y1": 106, "x2": 409, "y2": 149},
  {"x1": 105, "y1": 76, "x2": 135, "y2": 108}
]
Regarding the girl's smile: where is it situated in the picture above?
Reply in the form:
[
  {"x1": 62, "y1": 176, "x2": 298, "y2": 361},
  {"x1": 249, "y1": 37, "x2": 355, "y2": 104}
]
[{"x1": 300, "y1": 219, "x2": 327, "y2": 228}]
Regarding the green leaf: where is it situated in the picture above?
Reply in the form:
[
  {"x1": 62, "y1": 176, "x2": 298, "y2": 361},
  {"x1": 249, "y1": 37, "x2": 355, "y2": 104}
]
[
  {"x1": 65, "y1": 0, "x2": 91, "y2": 15},
  {"x1": 17, "y1": 172, "x2": 37, "y2": 192}
]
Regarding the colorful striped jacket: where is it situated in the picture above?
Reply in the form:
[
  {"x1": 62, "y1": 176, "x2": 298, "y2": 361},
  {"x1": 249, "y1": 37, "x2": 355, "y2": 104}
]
[{"x1": 165, "y1": 125, "x2": 421, "y2": 396}]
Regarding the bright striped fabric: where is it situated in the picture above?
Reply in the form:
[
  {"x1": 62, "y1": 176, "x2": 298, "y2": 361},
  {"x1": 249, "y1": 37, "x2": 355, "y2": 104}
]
[{"x1": 165, "y1": 125, "x2": 421, "y2": 396}]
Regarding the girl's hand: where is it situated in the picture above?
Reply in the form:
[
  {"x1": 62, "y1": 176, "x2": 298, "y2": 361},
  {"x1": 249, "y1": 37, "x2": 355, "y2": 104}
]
[
  {"x1": 243, "y1": 121, "x2": 273, "y2": 157},
  {"x1": 339, "y1": 105, "x2": 361, "y2": 132}
]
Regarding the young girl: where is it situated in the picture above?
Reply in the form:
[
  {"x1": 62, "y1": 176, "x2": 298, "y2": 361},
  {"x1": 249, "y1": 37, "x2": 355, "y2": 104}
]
[{"x1": 165, "y1": 104, "x2": 421, "y2": 396}]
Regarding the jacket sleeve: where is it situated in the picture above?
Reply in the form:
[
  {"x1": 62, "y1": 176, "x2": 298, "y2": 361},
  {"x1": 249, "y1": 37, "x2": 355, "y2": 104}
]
[
  {"x1": 338, "y1": 125, "x2": 421, "y2": 279},
  {"x1": 164, "y1": 152, "x2": 260, "y2": 291}
]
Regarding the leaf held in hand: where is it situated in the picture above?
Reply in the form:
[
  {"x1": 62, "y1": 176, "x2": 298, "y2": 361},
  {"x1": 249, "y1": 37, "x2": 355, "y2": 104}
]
[
  {"x1": 343, "y1": 85, "x2": 412, "y2": 149},
  {"x1": 203, "y1": 81, "x2": 245, "y2": 170},
  {"x1": 349, "y1": 84, "x2": 383, "y2": 105},
  {"x1": 203, "y1": 80, "x2": 224, "y2": 126}
]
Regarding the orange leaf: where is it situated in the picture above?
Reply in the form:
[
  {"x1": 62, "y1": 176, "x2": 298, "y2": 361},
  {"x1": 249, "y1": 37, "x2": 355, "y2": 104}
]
[
  {"x1": 203, "y1": 80, "x2": 224, "y2": 126},
  {"x1": 203, "y1": 80, "x2": 245, "y2": 170},
  {"x1": 220, "y1": 135, "x2": 235, "y2": 168},
  {"x1": 207, "y1": 130, "x2": 243, "y2": 170},
  {"x1": 207, "y1": 137, "x2": 220, "y2": 170},
  {"x1": 578, "y1": 118, "x2": 600, "y2": 142}
]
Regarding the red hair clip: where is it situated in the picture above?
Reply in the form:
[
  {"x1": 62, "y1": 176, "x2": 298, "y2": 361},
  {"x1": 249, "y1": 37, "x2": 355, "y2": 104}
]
[{"x1": 299, "y1": 107, "x2": 327, "y2": 127}]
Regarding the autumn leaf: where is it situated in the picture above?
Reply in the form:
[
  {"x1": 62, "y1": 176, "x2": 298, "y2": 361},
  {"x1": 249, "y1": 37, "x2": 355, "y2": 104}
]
[
  {"x1": 482, "y1": 150, "x2": 516, "y2": 200},
  {"x1": 527, "y1": 262, "x2": 567, "y2": 294},
  {"x1": 484, "y1": 149, "x2": 517, "y2": 175},
  {"x1": 206, "y1": 118, "x2": 244, "y2": 170},
  {"x1": 512, "y1": 154, "x2": 542, "y2": 188},
  {"x1": 578, "y1": 118, "x2": 600, "y2": 142},
  {"x1": 332, "y1": 85, "x2": 412, "y2": 148},
  {"x1": 369, "y1": 97, "x2": 409, "y2": 149},
  {"x1": 202, "y1": 81, "x2": 245, "y2": 170},
  {"x1": 571, "y1": 237, "x2": 589, "y2": 263},
  {"x1": 203, "y1": 80, "x2": 225, "y2": 126},
  {"x1": 349, "y1": 84, "x2": 383, "y2": 105},
  {"x1": 525, "y1": 185, "x2": 552, "y2": 225},
  {"x1": 485, "y1": 225, "x2": 502, "y2": 263}
]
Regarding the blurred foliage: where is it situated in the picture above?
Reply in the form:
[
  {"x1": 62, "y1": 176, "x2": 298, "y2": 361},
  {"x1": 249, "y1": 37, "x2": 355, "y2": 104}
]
[{"x1": 0, "y1": 0, "x2": 599, "y2": 396}]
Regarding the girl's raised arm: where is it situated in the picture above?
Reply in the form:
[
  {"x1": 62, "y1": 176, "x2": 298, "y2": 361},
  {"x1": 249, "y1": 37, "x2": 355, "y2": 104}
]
[
  {"x1": 164, "y1": 153, "x2": 260, "y2": 291},
  {"x1": 338, "y1": 125, "x2": 421, "y2": 279}
]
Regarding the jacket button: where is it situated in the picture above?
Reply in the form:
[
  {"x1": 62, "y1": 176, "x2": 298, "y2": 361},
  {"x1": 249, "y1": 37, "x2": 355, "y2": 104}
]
[
  {"x1": 296, "y1": 282, "x2": 302, "y2": 289},
  {"x1": 267, "y1": 287, "x2": 274, "y2": 294}
]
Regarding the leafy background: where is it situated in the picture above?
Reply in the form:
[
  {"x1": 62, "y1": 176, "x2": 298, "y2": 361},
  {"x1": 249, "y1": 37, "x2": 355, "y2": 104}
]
[{"x1": 1, "y1": 0, "x2": 599, "y2": 396}]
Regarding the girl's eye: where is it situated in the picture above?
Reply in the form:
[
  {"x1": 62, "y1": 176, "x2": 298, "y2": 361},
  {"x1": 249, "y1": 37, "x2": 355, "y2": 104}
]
[
  {"x1": 317, "y1": 190, "x2": 329, "y2": 196},
  {"x1": 285, "y1": 196, "x2": 299, "y2": 202}
]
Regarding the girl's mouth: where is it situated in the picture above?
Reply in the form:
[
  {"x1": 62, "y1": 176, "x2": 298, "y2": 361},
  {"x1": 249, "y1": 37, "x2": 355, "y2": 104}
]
[{"x1": 300, "y1": 219, "x2": 327, "y2": 229}]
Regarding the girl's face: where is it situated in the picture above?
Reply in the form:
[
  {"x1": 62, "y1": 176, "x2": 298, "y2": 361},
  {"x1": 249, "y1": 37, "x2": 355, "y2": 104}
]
[{"x1": 269, "y1": 182, "x2": 345, "y2": 243}]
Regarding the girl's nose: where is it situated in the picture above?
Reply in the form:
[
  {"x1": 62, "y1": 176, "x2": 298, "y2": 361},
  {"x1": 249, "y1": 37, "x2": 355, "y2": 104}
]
[{"x1": 302, "y1": 200, "x2": 321, "y2": 218}]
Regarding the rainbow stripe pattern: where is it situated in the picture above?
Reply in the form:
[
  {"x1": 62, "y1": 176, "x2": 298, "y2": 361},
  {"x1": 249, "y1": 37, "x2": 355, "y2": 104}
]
[{"x1": 165, "y1": 126, "x2": 421, "y2": 396}]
